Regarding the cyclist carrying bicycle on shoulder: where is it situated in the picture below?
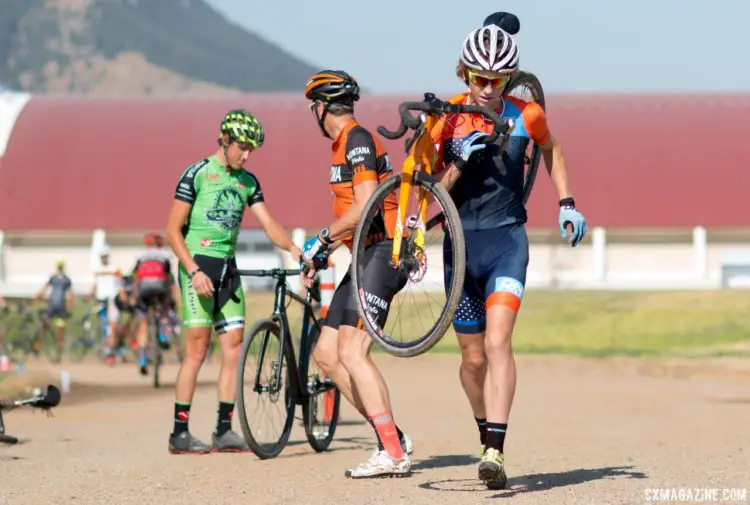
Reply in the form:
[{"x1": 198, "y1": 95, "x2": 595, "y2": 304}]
[
  {"x1": 165, "y1": 109, "x2": 304, "y2": 454},
  {"x1": 302, "y1": 70, "x2": 413, "y2": 478},
  {"x1": 429, "y1": 25, "x2": 588, "y2": 489}
]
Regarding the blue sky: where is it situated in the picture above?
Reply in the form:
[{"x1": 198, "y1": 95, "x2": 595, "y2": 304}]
[{"x1": 207, "y1": 0, "x2": 750, "y2": 94}]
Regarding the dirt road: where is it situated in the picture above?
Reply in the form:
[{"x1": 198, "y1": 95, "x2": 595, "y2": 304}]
[{"x1": 1, "y1": 354, "x2": 748, "y2": 505}]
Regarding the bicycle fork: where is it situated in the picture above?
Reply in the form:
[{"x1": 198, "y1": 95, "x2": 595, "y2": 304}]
[{"x1": 253, "y1": 327, "x2": 286, "y2": 397}]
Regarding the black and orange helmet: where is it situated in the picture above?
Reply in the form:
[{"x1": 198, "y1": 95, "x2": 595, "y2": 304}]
[{"x1": 305, "y1": 70, "x2": 360, "y2": 105}]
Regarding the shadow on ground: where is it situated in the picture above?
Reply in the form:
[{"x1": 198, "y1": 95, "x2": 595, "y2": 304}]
[
  {"x1": 413, "y1": 454, "x2": 480, "y2": 470},
  {"x1": 418, "y1": 465, "x2": 648, "y2": 496},
  {"x1": 280, "y1": 435, "x2": 372, "y2": 456}
]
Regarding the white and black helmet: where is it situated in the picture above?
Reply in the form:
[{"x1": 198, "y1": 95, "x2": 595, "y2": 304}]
[{"x1": 461, "y1": 24, "x2": 519, "y2": 73}]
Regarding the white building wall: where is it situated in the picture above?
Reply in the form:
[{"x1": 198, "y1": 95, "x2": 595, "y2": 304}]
[{"x1": 1, "y1": 227, "x2": 750, "y2": 297}]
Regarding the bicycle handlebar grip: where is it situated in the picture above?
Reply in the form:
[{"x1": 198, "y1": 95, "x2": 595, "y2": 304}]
[
  {"x1": 377, "y1": 124, "x2": 408, "y2": 140},
  {"x1": 377, "y1": 101, "x2": 424, "y2": 139},
  {"x1": 235, "y1": 269, "x2": 267, "y2": 277}
]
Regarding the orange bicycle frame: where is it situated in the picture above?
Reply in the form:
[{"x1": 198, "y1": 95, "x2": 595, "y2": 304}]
[{"x1": 390, "y1": 114, "x2": 439, "y2": 267}]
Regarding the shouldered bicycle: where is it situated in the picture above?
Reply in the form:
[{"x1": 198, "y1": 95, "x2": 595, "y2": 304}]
[{"x1": 349, "y1": 72, "x2": 546, "y2": 357}]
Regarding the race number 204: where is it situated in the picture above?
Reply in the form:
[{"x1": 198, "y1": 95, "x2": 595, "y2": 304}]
[{"x1": 644, "y1": 488, "x2": 748, "y2": 502}]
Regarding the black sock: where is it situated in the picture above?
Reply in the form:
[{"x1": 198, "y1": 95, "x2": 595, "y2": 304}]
[
  {"x1": 396, "y1": 425, "x2": 405, "y2": 443},
  {"x1": 475, "y1": 417, "x2": 487, "y2": 445},
  {"x1": 486, "y1": 423, "x2": 507, "y2": 452},
  {"x1": 215, "y1": 401, "x2": 235, "y2": 437},
  {"x1": 173, "y1": 402, "x2": 191, "y2": 435}
]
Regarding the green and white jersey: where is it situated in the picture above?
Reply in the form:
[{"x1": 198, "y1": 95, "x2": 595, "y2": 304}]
[{"x1": 174, "y1": 155, "x2": 264, "y2": 258}]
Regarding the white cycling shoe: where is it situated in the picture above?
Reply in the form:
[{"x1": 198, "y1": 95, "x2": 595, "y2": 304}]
[{"x1": 346, "y1": 449, "x2": 411, "y2": 478}]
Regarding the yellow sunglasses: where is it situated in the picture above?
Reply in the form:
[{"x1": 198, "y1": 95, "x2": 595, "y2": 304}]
[{"x1": 467, "y1": 70, "x2": 512, "y2": 89}]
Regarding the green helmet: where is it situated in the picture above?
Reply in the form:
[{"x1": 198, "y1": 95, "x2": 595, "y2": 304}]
[{"x1": 219, "y1": 109, "x2": 265, "y2": 147}]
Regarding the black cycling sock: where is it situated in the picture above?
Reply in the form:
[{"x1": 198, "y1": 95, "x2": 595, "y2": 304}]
[
  {"x1": 485, "y1": 423, "x2": 507, "y2": 452},
  {"x1": 173, "y1": 402, "x2": 191, "y2": 435},
  {"x1": 475, "y1": 417, "x2": 487, "y2": 445},
  {"x1": 215, "y1": 401, "x2": 235, "y2": 437}
]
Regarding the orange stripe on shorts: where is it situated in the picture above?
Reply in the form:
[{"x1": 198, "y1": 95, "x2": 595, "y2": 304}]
[{"x1": 486, "y1": 291, "x2": 521, "y2": 313}]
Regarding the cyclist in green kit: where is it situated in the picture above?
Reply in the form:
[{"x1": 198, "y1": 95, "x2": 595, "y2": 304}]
[{"x1": 165, "y1": 109, "x2": 305, "y2": 454}]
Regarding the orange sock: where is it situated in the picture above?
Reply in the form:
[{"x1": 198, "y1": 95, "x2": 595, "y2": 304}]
[{"x1": 371, "y1": 411, "x2": 403, "y2": 459}]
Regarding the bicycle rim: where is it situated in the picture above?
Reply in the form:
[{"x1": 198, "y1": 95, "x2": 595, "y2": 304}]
[
  {"x1": 507, "y1": 70, "x2": 546, "y2": 205},
  {"x1": 301, "y1": 319, "x2": 340, "y2": 452},
  {"x1": 236, "y1": 319, "x2": 296, "y2": 459},
  {"x1": 352, "y1": 172, "x2": 466, "y2": 357}
]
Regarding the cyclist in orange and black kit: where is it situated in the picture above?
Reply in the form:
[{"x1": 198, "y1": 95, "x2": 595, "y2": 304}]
[{"x1": 301, "y1": 70, "x2": 413, "y2": 478}]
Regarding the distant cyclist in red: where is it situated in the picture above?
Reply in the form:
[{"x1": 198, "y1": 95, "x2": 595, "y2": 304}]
[
  {"x1": 430, "y1": 24, "x2": 588, "y2": 489},
  {"x1": 131, "y1": 232, "x2": 174, "y2": 375}
]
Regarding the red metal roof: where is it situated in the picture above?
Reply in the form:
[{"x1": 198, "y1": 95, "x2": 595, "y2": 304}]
[{"x1": 1, "y1": 92, "x2": 748, "y2": 232}]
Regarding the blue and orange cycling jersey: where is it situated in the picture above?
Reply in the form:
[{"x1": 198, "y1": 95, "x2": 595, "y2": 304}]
[{"x1": 431, "y1": 92, "x2": 550, "y2": 231}]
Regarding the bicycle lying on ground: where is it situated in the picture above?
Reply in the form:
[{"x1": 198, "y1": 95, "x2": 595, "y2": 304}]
[
  {"x1": 235, "y1": 268, "x2": 340, "y2": 459},
  {"x1": 350, "y1": 73, "x2": 546, "y2": 358},
  {"x1": 0, "y1": 384, "x2": 62, "y2": 445}
]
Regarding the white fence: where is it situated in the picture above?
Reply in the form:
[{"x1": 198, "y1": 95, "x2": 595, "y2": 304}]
[{"x1": 1, "y1": 226, "x2": 749, "y2": 298}]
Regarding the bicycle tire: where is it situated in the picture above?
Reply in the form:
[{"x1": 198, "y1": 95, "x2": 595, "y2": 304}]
[
  {"x1": 150, "y1": 315, "x2": 161, "y2": 389},
  {"x1": 301, "y1": 318, "x2": 340, "y2": 452},
  {"x1": 40, "y1": 325, "x2": 61, "y2": 364},
  {"x1": 65, "y1": 339, "x2": 89, "y2": 363},
  {"x1": 351, "y1": 172, "x2": 466, "y2": 357},
  {"x1": 236, "y1": 318, "x2": 296, "y2": 459},
  {"x1": 506, "y1": 70, "x2": 546, "y2": 205}
]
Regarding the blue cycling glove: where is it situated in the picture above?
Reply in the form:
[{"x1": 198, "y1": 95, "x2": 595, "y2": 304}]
[
  {"x1": 302, "y1": 232, "x2": 331, "y2": 270},
  {"x1": 558, "y1": 197, "x2": 587, "y2": 247},
  {"x1": 454, "y1": 131, "x2": 490, "y2": 170},
  {"x1": 302, "y1": 235, "x2": 325, "y2": 261}
]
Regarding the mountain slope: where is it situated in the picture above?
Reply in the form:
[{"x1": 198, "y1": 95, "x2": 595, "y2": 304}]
[{"x1": 0, "y1": 0, "x2": 317, "y2": 95}]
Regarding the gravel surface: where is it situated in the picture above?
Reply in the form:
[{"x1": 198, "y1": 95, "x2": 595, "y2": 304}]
[{"x1": 1, "y1": 354, "x2": 748, "y2": 505}]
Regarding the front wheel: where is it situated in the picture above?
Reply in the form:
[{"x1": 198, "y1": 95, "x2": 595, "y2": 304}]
[
  {"x1": 351, "y1": 172, "x2": 465, "y2": 358},
  {"x1": 236, "y1": 319, "x2": 296, "y2": 459}
]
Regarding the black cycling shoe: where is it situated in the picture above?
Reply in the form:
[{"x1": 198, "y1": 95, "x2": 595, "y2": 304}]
[
  {"x1": 169, "y1": 431, "x2": 211, "y2": 454},
  {"x1": 212, "y1": 430, "x2": 250, "y2": 453}
]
